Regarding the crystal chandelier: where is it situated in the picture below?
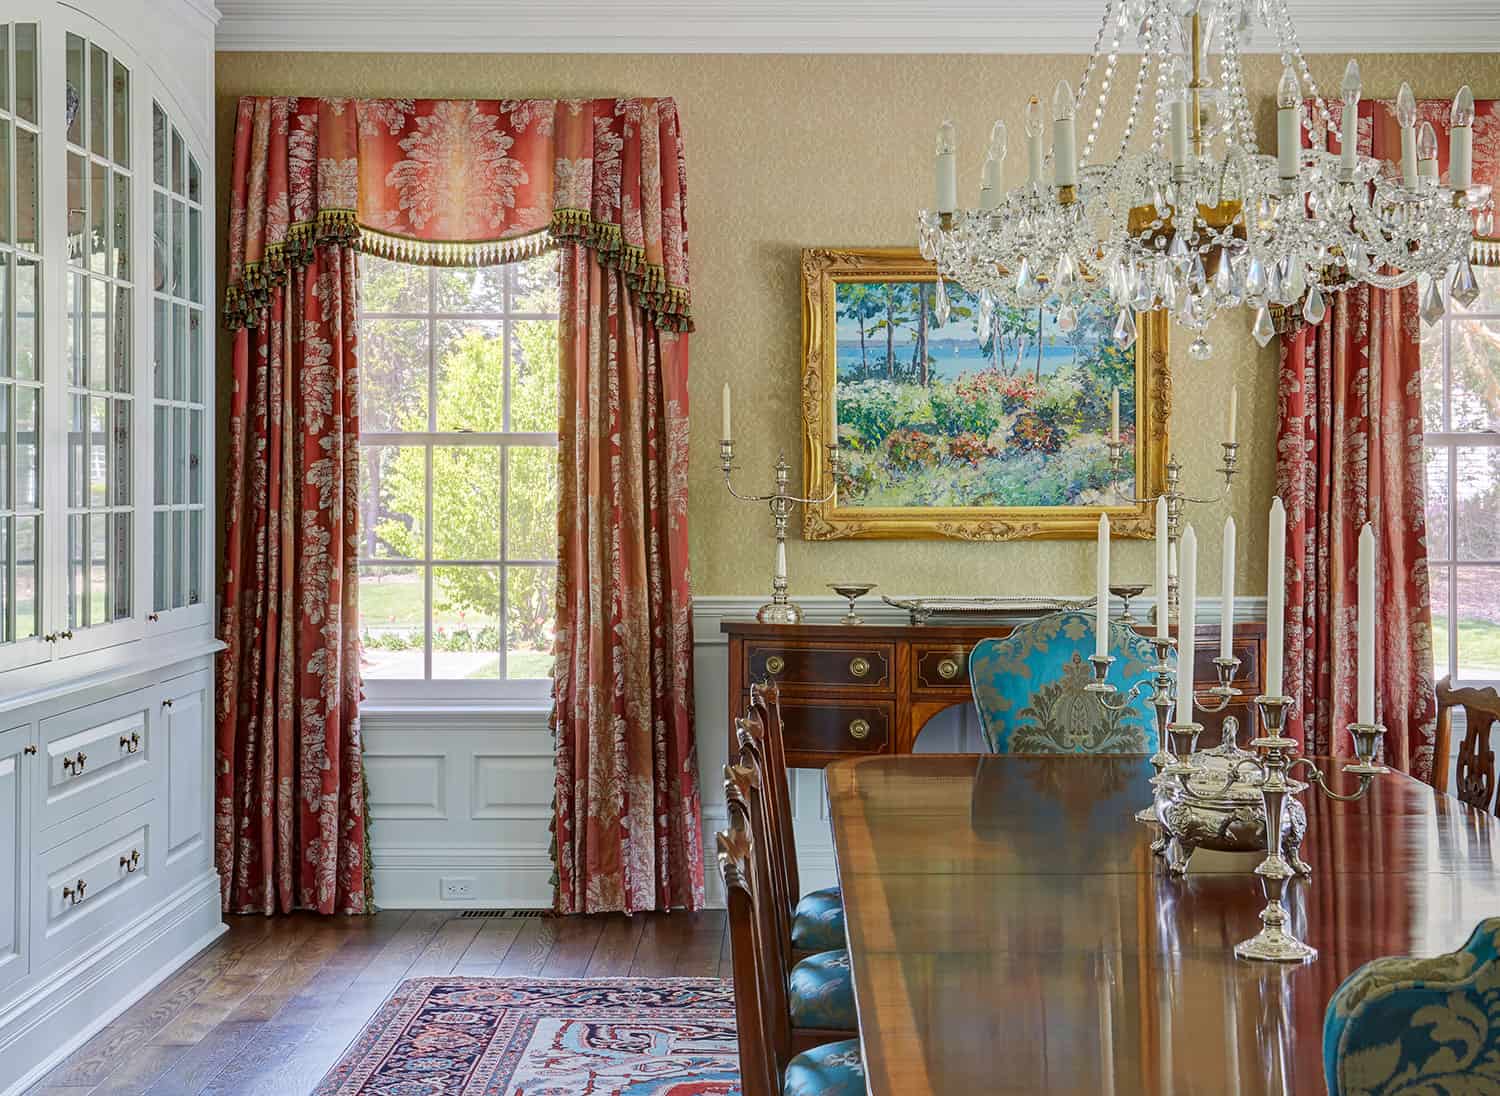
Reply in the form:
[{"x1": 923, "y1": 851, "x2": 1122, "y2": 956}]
[{"x1": 917, "y1": 0, "x2": 1495, "y2": 359}]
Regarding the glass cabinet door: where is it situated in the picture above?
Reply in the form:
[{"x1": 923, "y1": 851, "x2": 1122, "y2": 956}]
[
  {"x1": 0, "y1": 21, "x2": 47, "y2": 669},
  {"x1": 61, "y1": 30, "x2": 133, "y2": 643},
  {"x1": 150, "y1": 100, "x2": 205, "y2": 626}
]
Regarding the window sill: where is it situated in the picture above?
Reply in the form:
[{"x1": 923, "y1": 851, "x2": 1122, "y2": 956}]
[{"x1": 361, "y1": 698, "x2": 554, "y2": 718}]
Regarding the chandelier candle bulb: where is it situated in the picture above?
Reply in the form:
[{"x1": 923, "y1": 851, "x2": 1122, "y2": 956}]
[
  {"x1": 1397, "y1": 83, "x2": 1419, "y2": 189},
  {"x1": 979, "y1": 120, "x2": 1007, "y2": 211},
  {"x1": 1220, "y1": 515, "x2": 1236, "y2": 659},
  {"x1": 1451, "y1": 86, "x2": 1475, "y2": 191},
  {"x1": 1358, "y1": 523, "x2": 1375, "y2": 725},
  {"x1": 1267, "y1": 498, "x2": 1288, "y2": 697},
  {"x1": 1053, "y1": 81, "x2": 1078, "y2": 188},
  {"x1": 1156, "y1": 497, "x2": 1170, "y2": 639},
  {"x1": 1277, "y1": 67, "x2": 1301, "y2": 180},
  {"x1": 1418, "y1": 121, "x2": 1439, "y2": 180},
  {"x1": 1340, "y1": 60, "x2": 1362, "y2": 176},
  {"x1": 1096, "y1": 513, "x2": 1111, "y2": 658},
  {"x1": 1025, "y1": 96, "x2": 1044, "y2": 188},
  {"x1": 934, "y1": 121, "x2": 958, "y2": 214},
  {"x1": 1176, "y1": 524, "x2": 1198, "y2": 726}
]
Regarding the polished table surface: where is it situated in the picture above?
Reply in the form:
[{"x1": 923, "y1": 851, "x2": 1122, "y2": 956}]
[{"x1": 826, "y1": 754, "x2": 1500, "y2": 1095}]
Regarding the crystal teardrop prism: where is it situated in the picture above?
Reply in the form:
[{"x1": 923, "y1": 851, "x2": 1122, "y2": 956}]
[
  {"x1": 934, "y1": 279, "x2": 951, "y2": 326},
  {"x1": 1213, "y1": 253, "x2": 1234, "y2": 300},
  {"x1": 1451, "y1": 259, "x2": 1481, "y2": 308},
  {"x1": 978, "y1": 290, "x2": 995, "y2": 340},
  {"x1": 1168, "y1": 232, "x2": 1190, "y2": 263},
  {"x1": 1188, "y1": 254, "x2": 1207, "y2": 292},
  {"x1": 1252, "y1": 305, "x2": 1276, "y2": 348},
  {"x1": 1015, "y1": 257, "x2": 1037, "y2": 300},
  {"x1": 1302, "y1": 283, "x2": 1326, "y2": 325},
  {"x1": 1189, "y1": 336, "x2": 1213, "y2": 360},
  {"x1": 1245, "y1": 256, "x2": 1266, "y2": 297},
  {"x1": 1421, "y1": 278, "x2": 1446, "y2": 325},
  {"x1": 1057, "y1": 303, "x2": 1079, "y2": 333},
  {"x1": 1113, "y1": 308, "x2": 1138, "y2": 349}
]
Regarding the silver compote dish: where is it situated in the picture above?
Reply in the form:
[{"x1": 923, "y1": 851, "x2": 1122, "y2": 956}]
[{"x1": 1151, "y1": 721, "x2": 1311, "y2": 879}]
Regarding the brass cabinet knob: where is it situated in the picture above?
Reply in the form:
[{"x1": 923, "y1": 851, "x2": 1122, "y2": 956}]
[
  {"x1": 119, "y1": 849, "x2": 141, "y2": 873},
  {"x1": 848, "y1": 718, "x2": 871, "y2": 740},
  {"x1": 162, "y1": 698, "x2": 174, "y2": 709},
  {"x1": 937, "y1": 657, "x2": 961, "y2": 680},
  {"x1": 62, "y1": 751, "x2": 87, "y2": 776},
  {"x1": 23, "y1": 745, "x2": 36, "y2": 756},
  {"x1": 764, "y1": 655, "x2": 785, "y2": 675},
  {"x1": 147, "y1": 612, "x2": 160, "y2": 622},
  {"x1": 62, "y1": 879, "x2": 87, "y2": 905},
  {"x1": 849, "y1": 656, "x2": 871, "y2": 679},
  {"x1": 119, "y1": 732, "x2": 142, "y2": 754},
  {"x1": 60, "y1": 630, "x2": 73, "y2": 640}
]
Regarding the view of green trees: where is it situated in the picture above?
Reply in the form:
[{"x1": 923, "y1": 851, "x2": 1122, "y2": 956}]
[
  {"x1": 833, "y1": 280, "x2": 1134, "y2": 508},
  {"x1": 357, "y1": 254, "x2": 559, "y2": 680}
]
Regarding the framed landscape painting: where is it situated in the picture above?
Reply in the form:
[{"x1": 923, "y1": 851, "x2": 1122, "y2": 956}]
[{"x1": 800, "y1": 247, "x2": 1169, "y2": 540}]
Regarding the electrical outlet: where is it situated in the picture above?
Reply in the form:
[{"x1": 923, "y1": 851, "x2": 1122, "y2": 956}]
[{"x1": 440, "y1": 876, "x2": 477, "y2": 900}]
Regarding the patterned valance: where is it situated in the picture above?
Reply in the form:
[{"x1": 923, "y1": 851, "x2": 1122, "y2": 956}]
[{"x1": 224, "y1": 96, "x2": 692, "y2": 330}]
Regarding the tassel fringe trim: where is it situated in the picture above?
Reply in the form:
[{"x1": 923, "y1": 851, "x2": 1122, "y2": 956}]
[
  {"x1": 223, "y1": 208, "x2": 692, "y2": 333},
  {"x1": 1474, "y1": 236, "x2": 1500, "y2": 268}
]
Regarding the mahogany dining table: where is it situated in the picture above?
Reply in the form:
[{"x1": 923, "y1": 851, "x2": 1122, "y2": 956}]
[{"x1": 825, "y1": 753, "x2": 1500, "y2": 1095}]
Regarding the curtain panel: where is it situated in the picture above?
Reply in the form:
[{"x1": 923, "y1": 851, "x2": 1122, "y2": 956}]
[
  {"x1": 1274, "y1": 96, "x2": 1498, "y2": 780},
  {"x1": 220, "y1": 95, "x2": 700, "y2": 915}
]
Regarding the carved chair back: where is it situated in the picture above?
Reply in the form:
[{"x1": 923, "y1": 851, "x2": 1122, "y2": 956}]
[
  {"x1": 719, "y1": 766, "x2": 793, "y2": 1096},
  {"x1": 747, "y1": 680, "x2": 799, "y2": 901},
  {"x1": 735, "y1": 716, "x2": 795, "y2": 954},
  {"x1": 969, "y1": 610, "x2": 1167, "y2": 755},
  {"x1": 1435, "y1": 676, "x2": 1500, "y2": 809}
]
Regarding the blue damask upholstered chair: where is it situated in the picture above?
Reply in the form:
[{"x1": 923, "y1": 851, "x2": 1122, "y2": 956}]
[
  {"x1": 968, "y1": 610, "x2": 1166, "y2": 754},
  {"x1": 1323, "y1": 919, "x2": 1500, "y2": 1094}
]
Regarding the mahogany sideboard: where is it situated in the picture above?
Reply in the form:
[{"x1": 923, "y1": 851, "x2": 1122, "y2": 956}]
[{"x1": 722, "y1": 619, "x2": 1267, "y2": 767}]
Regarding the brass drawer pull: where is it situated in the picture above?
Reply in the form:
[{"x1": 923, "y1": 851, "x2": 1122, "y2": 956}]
[
  {"x1": 161, "y1": 698, "x2": 174, "y2": 709},
  {"x1": 937, "y1": 657, "x2": 961, "y2": 680},
  {"x1": 764, "y1": 655, "x2": 785, "y2": 675},
  {"x1": 62, "y1": 751, "x2": 87, "y2": 776},
  {"x1": 62, "y1": 879, "x2": 87, "y2": 905},
  {"x1": 849, "y1": 718, "x2": 871, "y2": 741},
  {"x1": 120, "y1": 849, "x2": 141, "y2": 873},
  {"x1": 119, "y1": 732, "x2": 142, "y2": 754},
  {"x1": 23, "y1": 744, "x2": 36, "y2": 756},
  {"x1": 849, "y1": 656, "x2": 871, "y2": 679}
]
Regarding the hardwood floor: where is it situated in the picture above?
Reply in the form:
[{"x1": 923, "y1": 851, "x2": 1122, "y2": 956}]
[{"x1": 25, "y1": 910, "x2": 733, "y2": 1096}]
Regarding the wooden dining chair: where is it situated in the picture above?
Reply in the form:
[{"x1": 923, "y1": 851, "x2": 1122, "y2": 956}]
[
  {"x1": 1323, "y1": 917, "x2": 1500, "y2": 1094},
  {"x1": 968, "y1": 609, "x2": 1167, "y2": 754},
  {"x1": 1433, "y1": 675, "x2": 1500, "y2": 806},
  {"x1": 742, "y1": 680, "x2": 846, "y2": 953},
  {"x1": 724, "y1": 761, "x2": 857, "y2": 1048},
  {"x1": 718, "y1": 800, "x2": 865, "y2": 1096}
]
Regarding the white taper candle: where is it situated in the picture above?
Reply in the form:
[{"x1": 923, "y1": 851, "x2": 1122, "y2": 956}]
[
  {"x1": 1266, "y1": 497, "x2": 1288, "y2": 697},
  {"x1": 1220, "y1": 515, "x2": 1236, "y2": 659},
  {"x1": 1096, "y1": 513, "x2": 1111, "y2": 658},
  {"x1": 1110, "y1": 386, "x2": 1120, "y2": 445},
  {"x1": 1226, "y1": 386, "x2": 1238, "y2": 446},
  {"x1": 722, "y1": 383, "x2": 732, "y2": 442},
  {"x1": 1155, "y1": 497, "x2": 1170, "y2": 640},
  {"x1": 1176, "y1": 525, "x2": 1198, "y2": 725},
  {"x1": 1357, "y1": 523, "x2": 1376, "y2": 725}
]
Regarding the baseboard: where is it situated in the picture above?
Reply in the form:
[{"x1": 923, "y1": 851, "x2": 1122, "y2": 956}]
[
  {"x1": 0, "y1": 871, "x2": 226, "y2": 1096},
  {"x1": 371, "y1": 845, "x2": 556, "y2": 909}
]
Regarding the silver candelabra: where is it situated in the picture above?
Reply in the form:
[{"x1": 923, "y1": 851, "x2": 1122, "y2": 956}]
[
  {"x1": 1106, "y1": 442, "x2": 1240, "y2": 623},
  {"x1": 720, "y1": 440, "x2": 840, "y2": 624}
]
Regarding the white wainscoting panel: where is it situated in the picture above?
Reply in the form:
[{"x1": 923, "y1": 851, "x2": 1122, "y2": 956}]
[{"x1": 365, "y1": 594, "x2": 1270, "y2": 909}]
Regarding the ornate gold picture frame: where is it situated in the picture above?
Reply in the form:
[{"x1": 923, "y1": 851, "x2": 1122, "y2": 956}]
[{"x1": 801, "y1": 247, "x2": 1170, "y2": 541}]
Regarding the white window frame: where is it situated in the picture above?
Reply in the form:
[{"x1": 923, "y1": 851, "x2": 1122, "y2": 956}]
[
  {"x1": 1424, "y1": 267, "x2": 1500, "y2": 687},
  {"x1": 358, "y1": 261, "x2": 558, "y2": 705}
]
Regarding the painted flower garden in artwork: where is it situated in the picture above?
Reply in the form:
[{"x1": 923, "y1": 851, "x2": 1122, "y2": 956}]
[{"x1": 832, "y1": 279, "x2": 1136, "y2": 509}]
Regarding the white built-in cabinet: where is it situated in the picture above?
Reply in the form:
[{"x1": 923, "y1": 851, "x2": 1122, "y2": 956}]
[{"x1": 0, "y1": 2, "x2": 222, "y2": 1093}]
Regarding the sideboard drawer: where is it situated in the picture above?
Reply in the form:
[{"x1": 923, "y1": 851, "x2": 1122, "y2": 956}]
[
  {"x1": 752, "y1": 694, "x2": 893, "y2": 760},
  {"x1": 746, "y1": 642, "x2": 894, "y2": 693},
  {"x1": 37, "y1": 688, "x2": 157, "y2": 833},
  {"x1": 33, "y1": 800, "x2": 153, "y2": 967},
  {"x1": 912, "y1": 642, "x2": 975, "y2": 695}
]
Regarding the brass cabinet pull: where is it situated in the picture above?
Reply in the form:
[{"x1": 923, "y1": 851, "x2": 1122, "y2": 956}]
[
  {"x1": 60, "y1": 630, "x2": 73, "y2": 640},
  {"x1": 937, "y1": 657, "x2": 961, "y2": 680},
  {"x1": 849, "y1": 656, "x2": 871, "y2": 679},
  {"x1": 162, "y1": 698, "x2": 174, "y2": 709},
  {"x1": 62, "y1": 751, "x2": 87, "y2": 776},
  {"x1": 147, "y1": 612, "x2": 160, "y2": 622},
  {"x1": 120, "y1": 849, "x2": 141, "y2": 873},
  {"x1": 848, "y1": 718, "x2": 871, "y2": 740},
  {"x1": 23, "y1": 745, "x2": 37, "y2": 756},
  {"x1": 119, "y1": 732, "x2": 142, "y2": 754},
  {"x1": 43, "y1": 632, "x2": 57, "y2": 643},
  {"x1": 764, "y1": 655, "x2": 785, "y2": 675},
  {"x1": 62, "y1": 879, "x2": 87, "y2": 905}
]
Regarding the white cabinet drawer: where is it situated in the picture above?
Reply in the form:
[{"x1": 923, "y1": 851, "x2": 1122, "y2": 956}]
[
  {"x1": 33, "y1": 800, "x2": 155, "y2": 968},
  {"x1": 37, "y1": 688, "x2": 158, "y2": 832},
  {"x1": 0, "y1": 723, "x2": 32, "y2": 1003}
]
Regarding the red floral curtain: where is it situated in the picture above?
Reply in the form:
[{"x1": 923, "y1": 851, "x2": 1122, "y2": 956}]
[
  {"x1": 220, "y1": 96, "x2": 698, "y2": 915},
  {"x1": 1276, "y1": 96, "x2": 1497, "y2": 780}
]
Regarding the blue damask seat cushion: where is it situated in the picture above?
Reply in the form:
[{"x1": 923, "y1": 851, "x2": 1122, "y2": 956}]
[
  {"x1": 1324, "y1": 917, "x2": 1500, "y2": 1094},
  {"x1": 783, "y1": 1038, "x2": 865, "y2": 1096},
  {"x1": 792, "y1": 886, "x2": 846, "y2": 952},
  {"x1": 788, "y1": 947, "x2": 856, "y2": 1031},
  {"x1": 969, "y1": 610, "x2": 1165, "y2": 755}
]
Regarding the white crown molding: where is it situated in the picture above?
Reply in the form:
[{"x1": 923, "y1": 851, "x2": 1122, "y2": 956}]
[{"x1": 213, "y1": 1, "x2": 1500, "y2": 54}]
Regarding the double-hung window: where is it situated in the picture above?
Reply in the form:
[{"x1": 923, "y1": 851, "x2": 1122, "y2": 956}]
[
  {"x1": 357, "y1": 254, "x2": 560, "y2": 700},
  {"x1": 1422, "y1": 264, "x2": 1500, "y2": 685}
]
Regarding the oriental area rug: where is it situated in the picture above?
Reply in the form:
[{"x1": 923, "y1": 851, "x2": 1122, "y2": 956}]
[{"x1": 312, "y1": 977, "x2": 741, "y2": 1095}]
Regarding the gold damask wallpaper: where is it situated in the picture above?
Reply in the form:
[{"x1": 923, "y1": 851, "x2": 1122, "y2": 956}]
[{"x1": 215, "y1": 51, "x2": 1500, "y2": 598}]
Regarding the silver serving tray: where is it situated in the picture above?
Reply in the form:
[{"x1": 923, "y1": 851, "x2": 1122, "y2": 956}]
[{"x1": 881, "y1": 594, "x2": 1095, "y2": 625}]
